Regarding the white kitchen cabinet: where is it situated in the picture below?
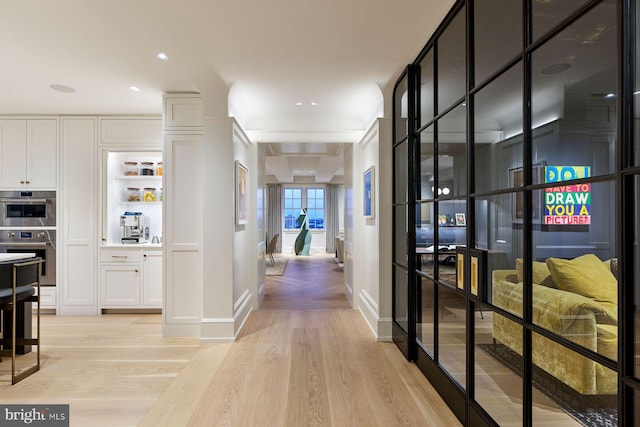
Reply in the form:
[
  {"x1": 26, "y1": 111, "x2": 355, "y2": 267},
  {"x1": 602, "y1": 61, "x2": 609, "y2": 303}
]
[
  {"x1": 99, "y1": 247, "x2": 162, "y2": 309},
  {"x1": 100, "y1": 264, "x2": 141, "y2": 307},
  {"x1": 60, "y1": 117, "x2": 97, "y2": 315},
  {"x1": 142, "y1": 251, "x2": 162, "y2": 306},
  {"x1": 0, "y1": 119, "x2": 57, "y2": 189}
]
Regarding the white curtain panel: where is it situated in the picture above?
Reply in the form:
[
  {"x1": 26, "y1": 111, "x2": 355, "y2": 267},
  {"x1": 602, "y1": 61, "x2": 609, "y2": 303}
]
[
  {"x1": 325, "y1": 184, "x2": 340, "y2": 253},
  {"x1": 267, "y1": 184, "x2": 283, "y2": 253}
]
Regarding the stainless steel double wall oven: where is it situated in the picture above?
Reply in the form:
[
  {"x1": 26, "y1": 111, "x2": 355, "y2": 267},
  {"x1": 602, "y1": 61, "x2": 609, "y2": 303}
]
[{"x1": 0, "y1": 191, "x2": 56, "y2": 286}]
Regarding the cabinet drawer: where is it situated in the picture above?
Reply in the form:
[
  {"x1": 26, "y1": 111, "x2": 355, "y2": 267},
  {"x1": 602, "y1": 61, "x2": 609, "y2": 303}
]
[
  {"x1": 35, "y1": 286, "x2": 56, "y2": 307},
  {"x1": 100, "y1": 249, "x2": 141, "y2": 263}
]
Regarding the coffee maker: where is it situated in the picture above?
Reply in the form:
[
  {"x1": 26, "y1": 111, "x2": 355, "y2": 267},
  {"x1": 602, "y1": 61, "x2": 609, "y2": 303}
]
[{"x1": 120, "y1": 212, "x2": 150, "y2": 244}]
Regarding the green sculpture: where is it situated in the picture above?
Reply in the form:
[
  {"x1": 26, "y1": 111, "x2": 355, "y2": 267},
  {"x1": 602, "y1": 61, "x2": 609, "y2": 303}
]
[{"x1": 294, "y1": 208, "x2": 311, "y2": 255}]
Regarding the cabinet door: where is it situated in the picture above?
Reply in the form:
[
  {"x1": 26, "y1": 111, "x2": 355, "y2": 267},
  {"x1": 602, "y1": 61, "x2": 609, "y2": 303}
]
[
  {"x1": 27, "y1": 119, "x2": 58, "y2": 188},
  {"x1": 100, "y1": 265, "x2": 141, "y2": 307},
  {"x1": 143, "y1": 252, "x2": 162, "y2": 307},
  {"x1": 0, "y1": 120, "x2": 27, "y2": 187},
  {"x1": 60, "y1": 118, "x2": 97, "y2": 315}
]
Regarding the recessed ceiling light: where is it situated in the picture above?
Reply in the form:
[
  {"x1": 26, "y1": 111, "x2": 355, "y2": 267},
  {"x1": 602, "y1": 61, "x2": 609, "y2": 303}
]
[
  {"x1": 129, "y1": 86, "x2": 141, "y2": 92},
  {"x1": 604, "y1": 93, "x2": 616, "y2": 99},
  {"x1": 50, "y1": 84, "x2": 75, "y2": 93},
  {"x1": 296, "y1": 102, "x2": 303, "y2": 106},
  {"x1": 310, "y1": 102, "x2": 318, "y2": 106},
  {"x1": 156, "y1": 52, "x2": 169, "y2": 61},
  {"x1": 541, "y1": 63, "x2": 571, "y2": 75}
]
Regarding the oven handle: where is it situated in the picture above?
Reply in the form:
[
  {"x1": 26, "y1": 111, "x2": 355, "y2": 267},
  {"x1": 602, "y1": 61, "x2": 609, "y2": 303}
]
[
  {"x1": 0, "y1": 242, "x2": 49, "y2": 247},
  {"x1": 0, "y1": 198, "x2": 51, "y2": 203}
]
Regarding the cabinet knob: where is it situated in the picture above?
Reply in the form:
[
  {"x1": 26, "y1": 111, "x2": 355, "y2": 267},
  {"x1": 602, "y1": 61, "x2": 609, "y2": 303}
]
[
  {"x1": 20, "y1": 180, "x2": 25, "y2": 184},
  {"x1": 25, "y1": 181, "x2": 30, "y2": 184},
  {"x1": 135, "y1": 269, "x2": 139, "y2": 273}
]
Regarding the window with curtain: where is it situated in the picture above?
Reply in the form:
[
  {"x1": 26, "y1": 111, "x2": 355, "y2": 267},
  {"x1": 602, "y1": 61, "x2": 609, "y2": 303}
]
[{"x1": 283, "y1": 187, "x2": 325, "y2": 230}]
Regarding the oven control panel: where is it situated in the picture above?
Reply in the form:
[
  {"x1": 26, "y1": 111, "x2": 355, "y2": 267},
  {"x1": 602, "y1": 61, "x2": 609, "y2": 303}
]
[{"x1": 0, "y1": 230, "x2": 55, "y2": 243}]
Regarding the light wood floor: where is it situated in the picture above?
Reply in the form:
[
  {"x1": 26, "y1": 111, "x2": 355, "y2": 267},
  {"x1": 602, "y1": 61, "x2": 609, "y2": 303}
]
[{"x1": 1, "y1": 253, "x2": 461, "y2": 426}]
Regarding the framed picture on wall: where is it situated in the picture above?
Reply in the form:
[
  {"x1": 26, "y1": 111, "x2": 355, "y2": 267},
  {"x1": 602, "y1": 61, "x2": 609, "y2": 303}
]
[
  {"x1": 509, "y1": 161, "x2": 545, "y2": 223},
  {"x1": 235, "y1": 160, "x2": 248, "y2": 225},
  {"x1": 364, "y1": 166, "x2": 375, "y2": 218}
]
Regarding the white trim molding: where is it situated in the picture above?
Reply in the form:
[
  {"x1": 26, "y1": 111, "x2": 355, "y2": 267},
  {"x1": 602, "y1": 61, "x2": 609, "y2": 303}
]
[
  {"x1": 358, "y1": 290, "x2": 393, "y2": 342},
  {"x1": 200, "y1": 290, "x2": 253, "y2": 342}
]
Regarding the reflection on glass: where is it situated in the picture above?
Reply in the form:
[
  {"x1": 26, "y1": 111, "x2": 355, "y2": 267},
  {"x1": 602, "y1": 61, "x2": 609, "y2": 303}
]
[
  {"x1": 532, "y1": 182, "x2": 617, "y2": 362},
  {"x1": 475, "y1": 194, "x2": 523, "y2": 314},
  {"x1": 532, "y1": 1, "x2": 617, "y2": 179},
  {"x1": 475, "y1": 305, "x2": 523, "y2": 426},
  {"x1": 438, "y1": 285, "x2": 466, "y2": 389},
  {"x1": 531, "y1": 332, "x2": 618, "y2": 424},
  {"x1": 394, "y1": 267, "x2": 409, "y2": 333},
  {"x1": 417, "y1": 276, "x2": 435, "y2": 355},
  {"x1": 635, "y1": 177, "x2": 640, "y2": 376},
  {"x1": 474, "y1": 0, "x2": 522, "y2": 85},
  {"x1": 416, "y1": 202, "x2": 435, "y2": 277},
  {"x1": 420, "y1": 50, "x2": 435, "y2": 126},
  {"x1": 635, "y1": 389, "x2": 640, "y2": 427},
  {"x1": 636, "y1": 3, "x2": 640, "y2": 166},
  {"x1": 474, "y1": 63, "x2": 523, "y2": 194},
  {"x1": 532, "y1": 0, "x2": 590, "y2": 41},
  {"x1": 395, "y1": 75, "x2": 409, "y2": 141},
  {"x1": 420, "y1": 126, "x2": 435, "y2": 200},
  {"x1": 437, "y1": 6, "x2": 466, "y2": 113},
  {"x1": 438, "y1": 199, "x2": 466, "y2": 287},
  {"x1": 394, "y1": 140, "x2": 408, "y2": 204},
  {"x1": 438, "y1": 103, "x2": 467, "y2": 197},
  {"x1": 395, "y1": 205, "x2": 408, "y2": 266}
]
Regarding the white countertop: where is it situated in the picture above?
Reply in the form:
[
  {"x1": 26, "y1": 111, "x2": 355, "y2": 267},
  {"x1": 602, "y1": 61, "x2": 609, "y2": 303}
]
[
  {"x1": 101, "y1": 243, "x2": 162, "y2": 249},
  {"x1": 0, "y1": 253, "x2": 37, "y2": 262}
]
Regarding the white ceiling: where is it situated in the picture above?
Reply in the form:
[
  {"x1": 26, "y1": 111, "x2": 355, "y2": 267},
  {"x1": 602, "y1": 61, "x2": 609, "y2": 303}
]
[{"x1": 0, "y1": 0, "x2": 454, "y2": 183}]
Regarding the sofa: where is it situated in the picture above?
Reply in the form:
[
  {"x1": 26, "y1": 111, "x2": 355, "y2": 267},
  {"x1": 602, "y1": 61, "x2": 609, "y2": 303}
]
[{"x1": 491, "y1": 254, "x2": 618, "y2": 395}]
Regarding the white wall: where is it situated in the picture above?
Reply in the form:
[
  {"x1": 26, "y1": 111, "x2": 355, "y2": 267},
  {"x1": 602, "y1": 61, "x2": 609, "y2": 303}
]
[
  {"x1": 199, "y1": 117, "x2": 256, "y2": 342},
  {"x1": 232, "y1": 123, "x2": 257, "y2": 326},
  {"x1": 352, "y1": 118, "x2": 393, "y2": 340},
  {"x1": 343, "y1": 144, "x2": 354, "y2": 305}
]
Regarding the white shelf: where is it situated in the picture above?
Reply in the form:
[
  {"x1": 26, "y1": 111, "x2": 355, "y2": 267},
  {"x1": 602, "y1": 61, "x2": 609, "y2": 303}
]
[
  {"x1": 121, "y1": 202, "x2": 162, "y2": 206},
  {"x1": 116, "y1": 175, "x2": 162, "y2": 181}
]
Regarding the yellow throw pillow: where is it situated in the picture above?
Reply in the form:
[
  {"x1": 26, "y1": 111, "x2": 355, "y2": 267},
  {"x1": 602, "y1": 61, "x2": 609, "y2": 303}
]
[
  {"x1": 546, "y1": 254, "x2": 618, "y2": 322},
  {"x1": 516, "y1": 258, "x2": 556, "y2": 288}
]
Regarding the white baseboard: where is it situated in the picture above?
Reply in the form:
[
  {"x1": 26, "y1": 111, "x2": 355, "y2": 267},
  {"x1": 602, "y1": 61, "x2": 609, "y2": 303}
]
[
  {"x1": 200, "y1": 290, "x2": 253, "y2": 342},
  {"x1": 358, "y1": 290, "x2": 393, "y2": 341}
]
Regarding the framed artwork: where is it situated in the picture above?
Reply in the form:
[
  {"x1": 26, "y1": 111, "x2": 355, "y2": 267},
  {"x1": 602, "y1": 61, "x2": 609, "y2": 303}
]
[
  {"x1": 363, "y1": 166, "x2": 375, "y2": 218},
  {"x1": 235, "y1": 160, "x2": 248, "y2": 225},
  {"x1": 509, "y1": 162, "x2": 545, "y2": 223},
  {"x1": 455, "y1": 213, "x2": 466, "y2": 226}
]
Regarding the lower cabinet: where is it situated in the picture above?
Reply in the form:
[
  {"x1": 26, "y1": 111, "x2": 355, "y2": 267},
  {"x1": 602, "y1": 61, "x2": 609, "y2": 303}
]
[
  {"x1": 99, "y1": 248, "x2": 162, "y2": 309},
  {"x1": 142, "y1": 251, "x2": 162, "y2": 306}
]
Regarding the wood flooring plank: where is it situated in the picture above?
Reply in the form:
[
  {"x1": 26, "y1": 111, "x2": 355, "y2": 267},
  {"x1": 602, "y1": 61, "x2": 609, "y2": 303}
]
[
  {"x1": 285, "y1": 327, "x2": 331, "y2": 427},
  {"x1": 139, "y1": 343, "x2": 232, "y2": 427}
]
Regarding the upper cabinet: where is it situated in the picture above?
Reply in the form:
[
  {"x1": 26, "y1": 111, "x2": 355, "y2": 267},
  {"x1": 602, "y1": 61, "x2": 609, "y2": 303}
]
[
  {"x1": 163, "y1": 94, "x2": 204, "y2": 129},
  {"x1": 99, "y1": 118, "x2": 162, "y2": 147},
  {"x1": 0, "y1": 119, "x2": 58, "y2": 189}
]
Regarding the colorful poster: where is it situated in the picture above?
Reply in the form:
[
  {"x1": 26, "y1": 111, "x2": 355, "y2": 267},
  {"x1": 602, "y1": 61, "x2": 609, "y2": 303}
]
[{"x1": 544, "y1": 166, "x2": 591, "y2": 225}]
